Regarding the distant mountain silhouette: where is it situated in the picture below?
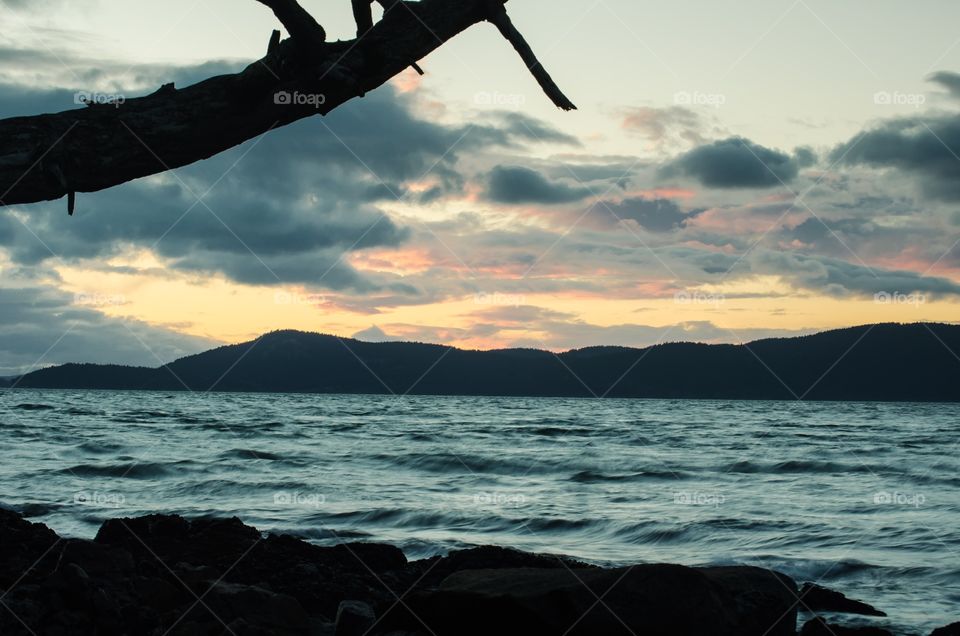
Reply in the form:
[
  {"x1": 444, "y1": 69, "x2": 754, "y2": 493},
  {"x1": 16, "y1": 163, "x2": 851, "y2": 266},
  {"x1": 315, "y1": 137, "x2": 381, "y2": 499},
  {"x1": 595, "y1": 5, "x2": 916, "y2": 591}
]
[{"x1": 10, "y1": 323, "x2": 960, "y2": 401}]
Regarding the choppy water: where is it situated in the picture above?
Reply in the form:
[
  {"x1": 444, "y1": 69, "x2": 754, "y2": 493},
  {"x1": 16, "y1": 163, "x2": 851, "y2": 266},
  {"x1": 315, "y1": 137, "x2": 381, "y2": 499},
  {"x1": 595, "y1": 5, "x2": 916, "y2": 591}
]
[{"x1": 1, "y1": 390, "x2": 958, "y2": 634}]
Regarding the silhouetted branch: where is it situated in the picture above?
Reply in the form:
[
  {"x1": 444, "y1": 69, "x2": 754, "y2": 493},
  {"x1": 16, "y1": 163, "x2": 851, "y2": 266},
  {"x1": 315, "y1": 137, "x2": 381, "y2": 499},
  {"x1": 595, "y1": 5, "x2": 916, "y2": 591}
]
[
  {"x1": 485, "y1": 1, "x2": 577, "y2": 111},
  {"x1": 0, "y1": 0, "x2": 575, "y2": 211},
  {"x1": 255, "y1": 0, "x2": 327, "y2": 48}
]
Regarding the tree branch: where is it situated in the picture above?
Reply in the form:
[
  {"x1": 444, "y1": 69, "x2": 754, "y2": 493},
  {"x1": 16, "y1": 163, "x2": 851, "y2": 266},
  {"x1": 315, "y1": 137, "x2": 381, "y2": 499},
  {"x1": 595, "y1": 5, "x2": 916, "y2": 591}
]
[
  {"x1": 255, "y1": 0, "x2": 326, "y2": 49},
  {"x1": 485, "y1": 1, "x2": 576, "y2": 111},
  {"x1": 0, "y1": 0, "x2": 575, "y2": 211}
]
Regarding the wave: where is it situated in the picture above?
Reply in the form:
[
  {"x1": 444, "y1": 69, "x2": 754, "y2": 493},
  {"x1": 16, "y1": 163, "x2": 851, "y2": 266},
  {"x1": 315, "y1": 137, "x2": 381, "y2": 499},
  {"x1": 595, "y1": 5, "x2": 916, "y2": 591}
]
[
  {"x1": 2, "y1": 501, "x2": 62, "y2": 517},
  {"x1": 70, "y1": 441, "x2": 132, "y2": 456},
  {"x1": 63, "y1": 407, "x2": 104, "y2": 416},
  {"x1": 13, "y1": 403, "x2": 55, "y2": 411},
  {"x1": 569, "y1": 469, "x2": 686, "y2": 482},
  {"x1": 218, "y1": 448, "x2": 286, "y2": 461},
  {"x1": 723, "y1": 459, "x2": 881, "y2": 474},
  {"x1": 367, "y1": 452, "x2": 545, "y2": 475},
  {"x1": 58, "y1": 461, "x2": 192, "y2": 479}
]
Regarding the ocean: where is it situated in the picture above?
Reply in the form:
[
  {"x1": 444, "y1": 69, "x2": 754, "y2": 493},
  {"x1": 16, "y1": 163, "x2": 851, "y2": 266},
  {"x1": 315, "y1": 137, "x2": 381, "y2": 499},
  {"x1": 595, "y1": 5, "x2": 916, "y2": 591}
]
[{"x1": 1, "y1": 390, "x2": 957, "y2": 634}]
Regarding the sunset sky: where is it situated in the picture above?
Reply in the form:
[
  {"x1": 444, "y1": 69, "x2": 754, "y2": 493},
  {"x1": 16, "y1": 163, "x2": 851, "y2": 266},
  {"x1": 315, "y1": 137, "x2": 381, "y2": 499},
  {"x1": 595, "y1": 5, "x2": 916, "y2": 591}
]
[{"x1": 2, "y1": 0, "x2": 960, "y2": 374}]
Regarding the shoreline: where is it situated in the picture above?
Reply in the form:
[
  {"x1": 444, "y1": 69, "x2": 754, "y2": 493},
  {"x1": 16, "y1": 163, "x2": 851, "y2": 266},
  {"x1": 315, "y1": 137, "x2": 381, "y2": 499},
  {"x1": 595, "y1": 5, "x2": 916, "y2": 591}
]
[{"x1": 3, "y1": 509, "x2": 953, "y2": 636}]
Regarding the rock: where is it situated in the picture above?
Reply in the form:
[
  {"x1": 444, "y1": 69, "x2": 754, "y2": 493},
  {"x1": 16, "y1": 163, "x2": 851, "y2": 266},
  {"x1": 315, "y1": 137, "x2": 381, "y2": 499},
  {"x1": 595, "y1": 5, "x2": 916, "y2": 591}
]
[
  {"x1": 95, "y1": 514, "x2": 261, "y2": 569},
  {"x1": 330, "y1": 543, "x2": 407, "y2": 573},
  {"x1": 385, "y1": 564, "x2": 798, "y2": 636},
  {"x1": 202, "y1": 581, "x2": 311, "y2": 635},
  {"x1": 798, "y1": 582, "x2": 886, "y2": 616},
  {"x1": 931, "y1": 623, "x2": 960, "y2": 635},
  {"x1": 800, "y1": 616, "x2": 893, "y2": 635},
  {"x1": 0, "y1": 508, "x2": 60, "y2": 587},
  {"x1": 335, "y1": 600, "x2": 376, "y2": 636},
  {"x1": 9, "y1": 510, "x2": 889, "y2": 636}
]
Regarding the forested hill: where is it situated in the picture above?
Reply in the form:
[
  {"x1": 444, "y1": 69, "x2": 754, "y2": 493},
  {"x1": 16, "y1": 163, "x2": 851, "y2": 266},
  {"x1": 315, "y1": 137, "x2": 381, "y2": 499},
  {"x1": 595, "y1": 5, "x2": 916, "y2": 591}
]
[{"x1": 11, "y1": 323, "x2": 960, "y2": 401}]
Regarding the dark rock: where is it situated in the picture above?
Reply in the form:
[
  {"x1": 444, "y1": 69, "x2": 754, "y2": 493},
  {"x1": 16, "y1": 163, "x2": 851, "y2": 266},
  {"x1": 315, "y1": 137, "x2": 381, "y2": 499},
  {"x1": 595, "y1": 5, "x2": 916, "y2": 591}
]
[
  {"x1": 330, "y1": 543, "x2": 407, "y2": 573},
  {"x1": 6, "y1": 509, "x2": 871, "y2": 636},
  {"x1": 335, "y1": 600, "x2": 376, "y2": 636},
  {"x1": 132, "y1": 575, "x2": 185, "y2": 612},
  {"x1": 800, "y1": 616, "x2": 893, "y2": 635},
  {"x1": 95, "y1": 514, "x2": 261, "y2": 569},
  {"x1": 798, "y1": 582, "x2": 886, "y2": 616},
  {"x1": 385, "y1": 564, "x2": 797, "y2": 636},
  {"x1": 0, "y1": 508, "x2": 60, "y2": 588},
  {"x1": 931, "y1": 623, "x2": 960, "y2": 635},
  {"x1": 405, "y1": 544, "x2": 595, "y2": 590},
  {"x1": 202, "y1": 581, "x2": 311, "y2": 634}
]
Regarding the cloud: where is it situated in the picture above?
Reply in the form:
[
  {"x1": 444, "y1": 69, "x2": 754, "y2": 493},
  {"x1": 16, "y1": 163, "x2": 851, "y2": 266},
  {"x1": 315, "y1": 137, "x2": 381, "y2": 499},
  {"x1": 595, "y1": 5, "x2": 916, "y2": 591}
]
[
  {"x1": 491, "y1": 112, "x2": 581, "y2": 147},
  {"x1": 0, "y1": 285, "x2": 218, "y2": 376},
  {"x1": 831, "y1": 114, "x2": 960, "y2": 200},
  {"x1": 928, "y1": 71, "x2": 960, "y2": 99},
  {"x1": 352, "y1": 325, "x2": 401, "y2": 342},
  {"x1": 621, "y1": 106, "x2": 710, "y2": 148},
  {"x1": 661, "y1": 137, "x2": 804, "y2": 188},
  {"x1": 382, "y1": 313, "x2": 817, "y2": 352},
  {"x1": 592, "y1": 197, "x2": 702, "y2": 232},
  {"x1": 751, "y1": 249, "x2": 960, "y2": 298},
  {"x1": 486, "y1": 166, "x2": 591, "y2": 204}
]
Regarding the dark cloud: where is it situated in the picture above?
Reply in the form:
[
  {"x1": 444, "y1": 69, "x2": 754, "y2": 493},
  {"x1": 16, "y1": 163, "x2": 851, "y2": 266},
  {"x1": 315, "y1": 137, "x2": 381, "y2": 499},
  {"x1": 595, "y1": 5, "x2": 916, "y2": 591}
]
[
  {"x1": 928, "y1": 71, "x2": 960, "y2": 99},
  {"x1": 794, "y1": 146, "x2": 818, "y2": 168},
  {"x1": 0, "y1": 57, "x2": 247, "y2": 119},
  {"x1": 831, "y1": 114, "x2": 960, "y2": 200},
  {"x1": 751, "y1": 250, "x2": 960, "y2": 298},
  {"x1": 0, "y1": 285, "x2": 218, "y2": 376},
  {"x1": 661, "y1": 137, "x2": 802, "y2": 188},
  {"x1": 486, "y1": 166, "x2": 591, "y2": 205},
  {"x1": 489, "y1": 112, "x2": 581, "y2": 147},
  {"x1": 592, "y1": 197, "x2": 702, "y2": 232}
]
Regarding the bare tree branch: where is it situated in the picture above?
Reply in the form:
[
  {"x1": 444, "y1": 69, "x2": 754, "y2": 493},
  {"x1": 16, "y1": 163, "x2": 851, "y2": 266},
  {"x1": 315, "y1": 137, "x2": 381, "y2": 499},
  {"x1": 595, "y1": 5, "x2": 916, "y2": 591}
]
[
  {"x1": 255, "y1": 0, "x2": 327, "y2": 49},
  {"x1": 485, "y1": 1, "x2": 576, "y2": 112},
  {"x1": 0, "y1": 0, "x2": 575, "y2": 211}
]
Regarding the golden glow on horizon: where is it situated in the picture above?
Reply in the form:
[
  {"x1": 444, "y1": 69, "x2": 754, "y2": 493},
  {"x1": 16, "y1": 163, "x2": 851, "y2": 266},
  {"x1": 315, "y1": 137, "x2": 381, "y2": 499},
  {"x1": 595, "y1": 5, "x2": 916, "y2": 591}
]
[{"x1": 50, "y1": 249, "x2": 960, "y2": 352}]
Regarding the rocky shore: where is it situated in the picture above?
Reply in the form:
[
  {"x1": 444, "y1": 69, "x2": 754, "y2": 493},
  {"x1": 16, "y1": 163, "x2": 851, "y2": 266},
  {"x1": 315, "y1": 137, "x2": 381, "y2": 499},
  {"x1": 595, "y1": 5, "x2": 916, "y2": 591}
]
[{"x1": 0, "y1": 509, "x2": 955, "y2": 635}]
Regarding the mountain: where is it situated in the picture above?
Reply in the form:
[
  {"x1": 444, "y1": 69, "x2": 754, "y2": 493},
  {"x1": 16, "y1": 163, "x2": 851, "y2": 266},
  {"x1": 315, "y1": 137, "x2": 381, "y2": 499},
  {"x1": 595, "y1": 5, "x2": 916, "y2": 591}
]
[{"x1": 10, "y1": 323, "x2": 960, "y2": 401}]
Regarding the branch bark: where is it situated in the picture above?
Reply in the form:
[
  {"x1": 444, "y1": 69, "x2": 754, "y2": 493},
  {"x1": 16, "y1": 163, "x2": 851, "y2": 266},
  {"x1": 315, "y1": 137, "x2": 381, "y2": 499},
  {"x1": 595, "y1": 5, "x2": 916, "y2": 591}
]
[{"x1": 0, "y1": 0, "x2": 576, "y2": 211}]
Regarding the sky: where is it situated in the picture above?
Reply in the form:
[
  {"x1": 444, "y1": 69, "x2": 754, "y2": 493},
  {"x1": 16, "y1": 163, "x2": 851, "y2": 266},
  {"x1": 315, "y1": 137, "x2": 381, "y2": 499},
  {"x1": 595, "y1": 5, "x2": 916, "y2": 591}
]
[{"x1": 1, "y1": 0, "x2": 960, "y2": 374}]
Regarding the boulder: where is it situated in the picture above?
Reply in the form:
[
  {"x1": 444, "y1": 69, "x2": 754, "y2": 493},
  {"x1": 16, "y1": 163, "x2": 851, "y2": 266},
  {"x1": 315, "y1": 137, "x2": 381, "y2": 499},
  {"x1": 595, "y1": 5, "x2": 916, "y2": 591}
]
[
  {"x1": 800, "y1": 616, "x2": 893, "y2": 635},
  {"x1": 0, "y1": 508, "x2": 60, "y2": 587},
  {"x1": 931, "y1": 623, "x2": 960, "y2": 636},
  {"x1": 335, "y1": 600, "x2": 376, "y2": 636},
  {"x1": 798, "y1": 582, "x2": 886, "y2": 616},
  {"x1": 384, "y1": 564, "x2": 798, "y2": 636},
  {"x1": 200, "y1": 581, "x2": 311, "y2": 635}
]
